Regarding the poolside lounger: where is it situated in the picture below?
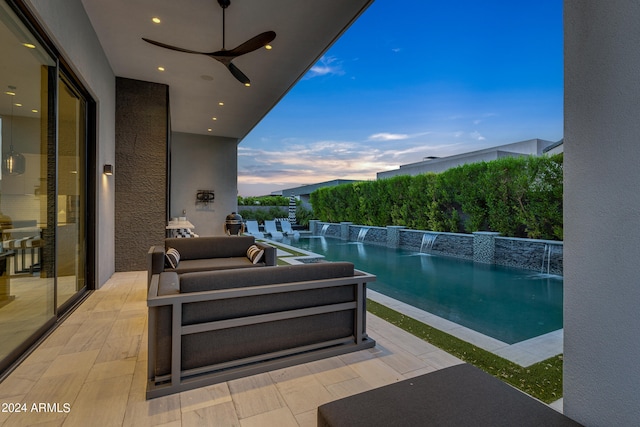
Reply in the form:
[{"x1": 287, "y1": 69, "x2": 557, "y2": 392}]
[
  {"x1": 244, "y1": 220, "x2": 265, "y2": 239},
  {"x1": 264, "y1": 220, "x2": 284, "y2": 239},
  {"x1": 279, "y1": 220, "x2": 300, "y2": 237}
]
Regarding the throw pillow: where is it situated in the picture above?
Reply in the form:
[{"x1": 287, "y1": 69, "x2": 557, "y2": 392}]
[
  {"x1": 165, "y1": 247, "x2": 180, "y2": 269},
  {"x1": 246, "y1": 244, "x2": 264, "y2": 264}
]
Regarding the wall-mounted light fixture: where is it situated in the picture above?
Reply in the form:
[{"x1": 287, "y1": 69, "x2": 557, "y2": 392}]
[{"x1": 103, "y1": 164, "x2": 114, "y2": 175}]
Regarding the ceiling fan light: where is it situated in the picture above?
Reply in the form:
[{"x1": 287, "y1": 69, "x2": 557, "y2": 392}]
[{"x1": 265, "y1": 44, "x2": 272, "y2": 50}]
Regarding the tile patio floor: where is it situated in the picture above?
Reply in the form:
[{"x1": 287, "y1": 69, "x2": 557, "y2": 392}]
[{"x1": 0, "y1": 270, "x2": 561, "y2": 426}]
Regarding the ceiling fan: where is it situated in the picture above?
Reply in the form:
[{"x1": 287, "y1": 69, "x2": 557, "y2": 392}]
[{"x1": 142, "y1": 0, "x2": 276, "y2": 86}]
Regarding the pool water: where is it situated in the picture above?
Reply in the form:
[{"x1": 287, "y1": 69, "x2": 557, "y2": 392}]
[{"x1": 282, "y1": 236, "x2": 563, "y2": 344}]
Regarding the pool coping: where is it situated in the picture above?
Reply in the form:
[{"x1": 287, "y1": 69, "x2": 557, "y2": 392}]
[{"x1": 268, "y1": 237, "x2": 564, "y2": 367}]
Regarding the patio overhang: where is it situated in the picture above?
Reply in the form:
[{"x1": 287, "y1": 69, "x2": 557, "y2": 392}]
[{"x1": 79, "y1": 0, "x2": 375, "y2": 140}]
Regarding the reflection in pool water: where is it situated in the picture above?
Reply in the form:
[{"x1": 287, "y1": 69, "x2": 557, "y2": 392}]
[{"x1": 282, "y1": 236, "x2": 563, "y2": 344}]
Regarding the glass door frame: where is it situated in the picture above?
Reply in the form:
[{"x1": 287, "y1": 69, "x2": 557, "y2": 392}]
[{"x1": 0, "y1": 0, "x2": 97, "y2": 375}]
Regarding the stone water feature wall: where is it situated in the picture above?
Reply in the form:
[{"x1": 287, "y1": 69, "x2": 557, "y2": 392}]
[
  {"x1": 495, "y1": 238, "x2": 563, "y2": 275},
  {"x1": 310, "y1": 221, "x2": 563, "y2": 275}
]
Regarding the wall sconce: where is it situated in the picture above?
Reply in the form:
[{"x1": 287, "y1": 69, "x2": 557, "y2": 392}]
[{"x1": 103, "y1": 164, "x2": 114, "y2": 175}]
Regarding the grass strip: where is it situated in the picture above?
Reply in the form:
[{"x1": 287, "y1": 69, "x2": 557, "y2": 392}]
[{"x1": 367, "y1": 299, "x2": 563, "y2": 403}]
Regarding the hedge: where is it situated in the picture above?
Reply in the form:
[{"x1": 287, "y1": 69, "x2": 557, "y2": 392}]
[{"x1": 309, "y1": 154, "x2": 563, "y2": 240}]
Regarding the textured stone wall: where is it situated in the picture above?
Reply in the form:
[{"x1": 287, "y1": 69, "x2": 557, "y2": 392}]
[
  {"x1": 314, "y1": 223, "x2": 561, "y2": 273},
  {"x1": 495, "y1": 238, "x2": 563, "y2": 275},
  {"x1": 115, "y1": 78, "x2": 168, "y2": 271}
]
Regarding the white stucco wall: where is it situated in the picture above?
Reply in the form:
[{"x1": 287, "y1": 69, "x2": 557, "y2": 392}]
[
  {"x1": 170, "y1": 132, "x2": 239, "y2": 237},
  {"x1": 24, "y1": 0, "x2": 116, "y2": 287},
  {"x1": 564, "y1": 1, "x2": 640, "y2": 425}
]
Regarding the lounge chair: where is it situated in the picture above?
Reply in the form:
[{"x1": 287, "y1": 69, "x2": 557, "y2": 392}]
[
  {"x1": 244, "y1": 220, "x2": 265, "y2": 239},
  {"x1": 264, "y1": 220, "x2": 284, "y2": 239},
  {"x1": 280, "y1": 220, "x2": 300, "y2": 238}
]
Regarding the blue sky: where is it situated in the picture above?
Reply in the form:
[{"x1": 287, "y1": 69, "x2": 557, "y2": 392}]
[{"x1": 238, "y1": 0, "x2": 563, "y2": 196}]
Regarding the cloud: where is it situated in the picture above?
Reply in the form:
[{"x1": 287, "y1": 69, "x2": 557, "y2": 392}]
[
  {"x1": 368, "y1": 132, "x2": 410, "y2": 141},
  {"x1": 470, "y1": 131, "x2": 486, "y2": 141},
  {"x1": 305, "y1": 56, "x2": 345, "y2": 79}
]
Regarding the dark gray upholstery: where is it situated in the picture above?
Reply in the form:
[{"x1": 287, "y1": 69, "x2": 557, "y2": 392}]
[
  {"x1": 147, "y1": 236, "x2": 276, "y2": 287},
  {"x1": 317, "y1": 363, "x2": 582, "y2": 427},
  {"x1": 147, "y1": 261, "x2": 376, "y2": 399}
]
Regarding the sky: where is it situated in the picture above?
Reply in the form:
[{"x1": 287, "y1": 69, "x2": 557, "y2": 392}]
[{"x1": 237, "y1": 0, "x2": 563, "y2": 197}]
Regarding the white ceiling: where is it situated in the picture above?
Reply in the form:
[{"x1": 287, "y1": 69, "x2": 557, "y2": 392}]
[{"x1": 80, "y1": 0, "x2": 374, "y2": 141}]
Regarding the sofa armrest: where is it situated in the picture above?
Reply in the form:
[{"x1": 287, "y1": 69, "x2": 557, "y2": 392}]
[
  {"x1": 148, "y1": 246, "x2": 165, "y2": 288},
  {"x1": 255, "y1": 242, "x2": 277, "y2": 266}
]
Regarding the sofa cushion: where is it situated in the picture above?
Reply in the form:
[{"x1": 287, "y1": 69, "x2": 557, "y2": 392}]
[
  {"x1": 246, "y1": 245, "x2": 264, "y2": 264},
  {"x1": 165, "y1": 257, "x2": 260, "y2": 276},
  {"x1": 165, "y1": 236, "x2": 255, "y2": 260},
  {"x1": 164, "y1": 247, "x2": 180, "y2": 269},
  {"x1": 179, "y1": 262, "x2": 355, "y2": 293}
]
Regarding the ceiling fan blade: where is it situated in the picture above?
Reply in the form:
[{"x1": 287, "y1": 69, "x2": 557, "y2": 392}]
[
  {"x1": 142, "y1": 38, "x2": 207, "y2": 55},
  {"x1": 212, "y1": 31, "x2": 276, "y2": 58},
  {"x1": 227, "y1": 62, "x2": 250, "y2": 85}
]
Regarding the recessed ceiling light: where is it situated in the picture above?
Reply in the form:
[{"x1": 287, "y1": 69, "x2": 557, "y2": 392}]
[
  {"x1": 5, "y1": 91, "x2": 15, "y2": 96},
  {"x1": 207, "y1": 128, "x2": 212, "y2": 132},
  {"x1": 244, "y1": 83, "x2": 251, "y2": 87},
  {"x1": 218, "y1": 102, "x2": 224, "y2": 106},
  {"x1": 14, "y1": 103, "x2": 22, "y2": 107},
  {"x1": 152, "y1": 17, "x2": 161, "y2": 24},
  {"x1": 22, "y1": 43, "x2": 36, "y2": 49},
  {"x1": 158, "y1": 66, "x2": 165, "y2": 71},
  {"x1": 31, "y1": 109, "x2": 38, "y2": 113},
  {"x1": 265, "y1": 44, "x2": 272, "y2": 50},
  {"x1": 212, "y1": 117, "x2": 217, "y2": 121}
]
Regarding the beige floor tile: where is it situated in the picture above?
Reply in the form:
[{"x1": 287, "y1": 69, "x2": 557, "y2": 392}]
[
  {"x1": 373, "y1": 338, "x2": 433, "y2": 374},
  {"x1": 182, "y1": 400, "x2": 240, "y2": 427},
  {"x1": 240, "y1": 406, "x2": 298, "y2": 427},
  {"x1": 270, "y1": 365, "x2": 333, "y2": 415},
  {"x1": 294, "y1": 409, "x2": 319, "y2": 427},
  {"x1": 325, "y1": 377, "x2": 373, "y2": 400},
  {"x1": 121, "y1": 393, "x2": 181, "y2": 427},
  {"x1": 41, "y1": 349, "x2": 99, "y2": 379},
  {"x1": 180, "y1": 382, "x2": 232, "y2": 413},
  {"x1": 368, "y1": 314, "x2": 440, "y2": 356},
  {"x1": 305, "y1": 357, "x2": 359, "y2": 387},
  {"x1": 4, "y1": 373, "x2": 85, "y2": 426},
  {"x1": 86, "y1": 357, "x2": 137, "y2": 382},
  {"x1": 419, "y1": 349, "x2": 464, "y2": 370},
  {"x1": 95, "y1": 335, "x2": 141, "y2": 363},
  {"x1": 108, "y1": 316, "x2": 146, "y2": 339},
  {"x1": 228, "y1": 373, "x2": 286, "y2": 419},
  {"x1": 343, "y1": 357, "x2": 403, "y2": 388},
  {"x1": 65, "y1": 375, "x2": 133, "y2": 427}
]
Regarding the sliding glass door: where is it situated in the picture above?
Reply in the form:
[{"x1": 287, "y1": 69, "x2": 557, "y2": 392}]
[{"x1": 0, "y1": 0, "x2": 92, "y2": 373}]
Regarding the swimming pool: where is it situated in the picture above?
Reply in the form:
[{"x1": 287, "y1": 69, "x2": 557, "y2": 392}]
[{"x1": 281, "y1": 236, "x2": 563, "y2": 344}]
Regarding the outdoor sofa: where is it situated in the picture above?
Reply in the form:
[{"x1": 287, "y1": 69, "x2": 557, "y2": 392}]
[
  {"x1": 146, "y1": 261, "x2": 376, "y2": 398},
  {"x1": 147, "y1": 235, "x2": 276, "y2": 286}
]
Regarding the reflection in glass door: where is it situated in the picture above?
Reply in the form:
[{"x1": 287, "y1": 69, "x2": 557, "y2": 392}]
[
  {"x1": 0, "y1": 0, "x2": 91, "y2": 374},
  {"x1": 0, "y1": 0, "x2": 55, "y2": 367},
  {"x1": 56, "y1": 75, "x2": 86, "y2": 309}
]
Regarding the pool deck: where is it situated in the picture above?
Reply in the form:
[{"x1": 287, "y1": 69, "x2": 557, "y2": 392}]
[
  {"x1": 274, "y1": 240, "x2": 564, "y2": 367},
  {"x1": 368, "y1": 290, "x2": 563, "y2": 367}
]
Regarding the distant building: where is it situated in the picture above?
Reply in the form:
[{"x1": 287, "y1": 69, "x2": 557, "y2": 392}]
[
  {"x1": 377, "y1": 138, "x2": 560, "y2": 179},
  {"x1": 276, "y1": 179, "x2": 361, "y2": 209}
]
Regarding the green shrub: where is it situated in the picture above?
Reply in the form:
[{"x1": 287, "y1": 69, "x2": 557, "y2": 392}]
[{"x1": 309, "y1": 154, "x2": 563, "y2": 240}]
